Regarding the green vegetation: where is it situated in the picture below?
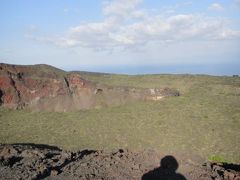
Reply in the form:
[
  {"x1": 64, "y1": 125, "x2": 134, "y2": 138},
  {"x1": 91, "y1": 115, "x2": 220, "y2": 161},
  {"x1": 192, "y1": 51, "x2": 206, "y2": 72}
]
[
  {"x1": 208, "y1": 155, "x2": 226, "y2": 163},
  {"x1": 0, "y1": 74, "x2": 240, "y2": 163}
]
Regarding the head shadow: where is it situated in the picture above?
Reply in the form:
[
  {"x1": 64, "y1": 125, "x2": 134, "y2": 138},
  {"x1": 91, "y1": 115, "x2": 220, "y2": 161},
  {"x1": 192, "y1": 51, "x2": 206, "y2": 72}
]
[{"x1": 142, "y1": 155, "x2": 186, "y2": 180}]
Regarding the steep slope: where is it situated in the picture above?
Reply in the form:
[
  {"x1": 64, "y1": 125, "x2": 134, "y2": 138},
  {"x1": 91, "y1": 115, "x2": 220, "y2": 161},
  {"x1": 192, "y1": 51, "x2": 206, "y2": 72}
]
[{"x1": 0, "y1": 63, "x2": 179, "y2": 111}]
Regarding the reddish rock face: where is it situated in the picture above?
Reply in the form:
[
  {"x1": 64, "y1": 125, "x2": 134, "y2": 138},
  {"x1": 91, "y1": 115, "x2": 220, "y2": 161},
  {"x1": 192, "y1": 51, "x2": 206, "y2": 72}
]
[
  {"x1": 67, "y1": 73, "x2": 85, "y2": 88},
  {"x1": 0, "y1": 63, "x2": 180, "y2": 111},
  {"x1": 0, "y1": 75, "x2": 20, "y2": 108},
  {"x1": 0, "y1": 63, "x2": 96, "y2": 110}
]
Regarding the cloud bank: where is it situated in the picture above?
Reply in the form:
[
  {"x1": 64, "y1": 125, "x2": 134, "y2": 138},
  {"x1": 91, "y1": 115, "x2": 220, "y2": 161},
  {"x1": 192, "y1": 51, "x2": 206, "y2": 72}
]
[{"x1": 30, "y1": 0, "x2": 240, "y2": 51}]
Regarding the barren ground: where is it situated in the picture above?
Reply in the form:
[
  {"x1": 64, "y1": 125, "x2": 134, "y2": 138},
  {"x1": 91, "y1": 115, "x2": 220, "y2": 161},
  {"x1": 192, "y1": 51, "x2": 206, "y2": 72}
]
[{"x1": 1, "y1": 144, "x2": 240, "y2": 180}]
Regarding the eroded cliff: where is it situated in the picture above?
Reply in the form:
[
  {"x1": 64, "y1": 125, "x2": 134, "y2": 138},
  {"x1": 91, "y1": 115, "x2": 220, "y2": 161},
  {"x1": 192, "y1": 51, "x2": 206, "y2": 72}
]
[{"x1": 0, "y1": 63, "x2": 179, "y2": 111}]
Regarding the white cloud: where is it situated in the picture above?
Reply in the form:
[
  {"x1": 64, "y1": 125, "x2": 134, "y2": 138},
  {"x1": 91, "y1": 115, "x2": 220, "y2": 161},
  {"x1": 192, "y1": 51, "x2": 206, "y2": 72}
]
[
  {"x1": 103, "y1": 0, "x2": 142, "y2": 17},
  {"x1": 30, "y1": 0, "x2": 240, "y2": 51},
  {"x1": 208, "y1": 3, "x2": 224, "y2": 11}
]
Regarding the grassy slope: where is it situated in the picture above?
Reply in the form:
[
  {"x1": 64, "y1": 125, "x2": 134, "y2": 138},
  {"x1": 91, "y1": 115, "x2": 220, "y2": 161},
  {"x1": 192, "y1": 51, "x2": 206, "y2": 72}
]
[{"x1": 0, "y1": 74, "x2": 239, "y2": 163}]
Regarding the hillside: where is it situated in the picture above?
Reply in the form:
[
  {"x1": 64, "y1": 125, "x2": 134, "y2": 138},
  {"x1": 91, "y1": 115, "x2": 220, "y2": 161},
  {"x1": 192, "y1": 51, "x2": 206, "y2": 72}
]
[
  {"x1": 0, "y1": 63, "x2": 239, "y2": 179},
  {"x1": 0, "y1": 63, "x2": 179, "y2": 111}
]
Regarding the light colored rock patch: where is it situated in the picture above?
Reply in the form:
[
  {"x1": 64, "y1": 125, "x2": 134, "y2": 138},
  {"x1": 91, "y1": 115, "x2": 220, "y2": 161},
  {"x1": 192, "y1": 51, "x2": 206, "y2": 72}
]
[
  {"x1": 152, "y1": 96, "x2": 164, "y2": 101},
  {"x1": 149, "y1": 88, "x2": 155, "y2": 95}
]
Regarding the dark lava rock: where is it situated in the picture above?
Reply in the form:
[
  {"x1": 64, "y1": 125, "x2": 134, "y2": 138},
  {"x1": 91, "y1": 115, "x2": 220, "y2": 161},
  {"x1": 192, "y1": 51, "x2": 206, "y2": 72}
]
[
  {"x1": 204, "y1": 162, "x2": 240, "y2": 180},
  {"x1": 2, "y1": 144, "x2": 237, "y2": 180}
]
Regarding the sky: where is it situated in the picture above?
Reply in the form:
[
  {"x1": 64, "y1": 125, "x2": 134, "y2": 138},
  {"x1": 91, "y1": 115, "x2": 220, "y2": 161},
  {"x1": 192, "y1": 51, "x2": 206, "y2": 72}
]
[{"x1": 0, "y1": 0, "x2": 240, "y2": 75}]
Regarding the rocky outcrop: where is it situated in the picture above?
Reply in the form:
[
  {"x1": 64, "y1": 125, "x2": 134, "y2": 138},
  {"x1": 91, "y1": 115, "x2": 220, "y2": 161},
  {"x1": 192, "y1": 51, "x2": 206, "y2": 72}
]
[
  {"x1": 1, "y1": 144, "x2": 238, "y2": 180},
  {"x1": 1, "y1": 64, "x2": 63, "y2": 108},
  {"x1": 1, "y1": 144, "x2": 156, "y2": 180},
  {"x1": 204, "y1": 162, "x2": 240, "y2": 180},
  {"x1": 0, "y1": 63, "x2": 180, "y2": 111}
]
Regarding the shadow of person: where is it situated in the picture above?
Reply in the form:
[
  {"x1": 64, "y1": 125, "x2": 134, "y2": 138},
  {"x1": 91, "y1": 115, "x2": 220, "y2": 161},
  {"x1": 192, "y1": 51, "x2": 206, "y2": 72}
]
[{"x1": 142, "y1": 155, "x2": 186, "y2": 180}]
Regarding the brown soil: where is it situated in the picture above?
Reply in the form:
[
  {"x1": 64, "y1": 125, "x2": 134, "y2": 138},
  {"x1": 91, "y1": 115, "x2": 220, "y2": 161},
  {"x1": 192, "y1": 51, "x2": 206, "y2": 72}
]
[
  {"x1": 0, "y1": 144, "x2": 239, "y2": 180},
  {"x1": 0, "y1": 63, "x2": 179, "y2": 111}
]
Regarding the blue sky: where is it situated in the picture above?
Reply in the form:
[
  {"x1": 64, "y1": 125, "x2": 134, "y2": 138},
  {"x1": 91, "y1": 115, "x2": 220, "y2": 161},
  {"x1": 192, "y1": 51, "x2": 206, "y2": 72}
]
[{"x1": 0, "y1": 0, "x2": 240, "y2": 75}]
